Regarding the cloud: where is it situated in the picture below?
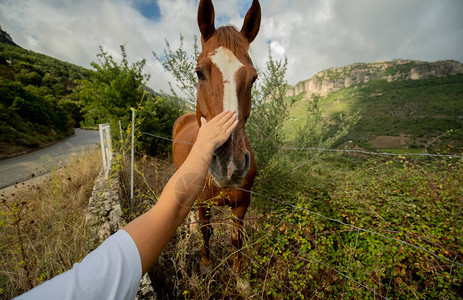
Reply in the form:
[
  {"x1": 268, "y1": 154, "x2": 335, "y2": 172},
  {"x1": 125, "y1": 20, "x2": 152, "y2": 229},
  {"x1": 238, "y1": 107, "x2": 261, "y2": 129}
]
[{"x1": 1, "y1": 0, "x2": 462, "y2": 91}]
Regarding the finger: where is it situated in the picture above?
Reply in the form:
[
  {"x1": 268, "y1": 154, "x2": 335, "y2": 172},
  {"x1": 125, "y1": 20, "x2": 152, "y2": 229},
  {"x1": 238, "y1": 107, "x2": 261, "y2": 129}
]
[
  {"x1": 222, "y1": 112, "x2": 237, "y2": 129},
  {"x1": 224, "y1": 118, "x2": 238, "y2": 136},
  {"x1": 215, "y1": 110, "x2": 234, "y2": 126}
]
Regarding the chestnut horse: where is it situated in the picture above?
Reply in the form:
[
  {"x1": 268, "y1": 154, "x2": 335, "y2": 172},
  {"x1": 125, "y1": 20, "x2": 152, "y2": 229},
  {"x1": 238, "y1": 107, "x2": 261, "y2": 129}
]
[{"x1": 172, "y1": 0, "x2": 260, "y2": 276}]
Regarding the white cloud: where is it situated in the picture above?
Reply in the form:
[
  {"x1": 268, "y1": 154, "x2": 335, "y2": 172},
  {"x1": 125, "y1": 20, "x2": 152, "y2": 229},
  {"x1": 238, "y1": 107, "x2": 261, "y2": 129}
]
[
  {"x1": 269, "y1": 41, "x2": 285, "y2": 56},
  {"x1": 1, "y1": 0, "x2": 462, "y2": 91}
]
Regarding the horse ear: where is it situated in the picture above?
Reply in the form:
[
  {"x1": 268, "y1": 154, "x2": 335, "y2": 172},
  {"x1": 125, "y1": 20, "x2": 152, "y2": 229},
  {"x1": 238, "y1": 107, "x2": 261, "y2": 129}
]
[
  {"x1": 198, "y1": 0, "x2": 216, "y2": 42},
  {"x1": 241, "y1": 0, "x2": 261, "y2": 43}
]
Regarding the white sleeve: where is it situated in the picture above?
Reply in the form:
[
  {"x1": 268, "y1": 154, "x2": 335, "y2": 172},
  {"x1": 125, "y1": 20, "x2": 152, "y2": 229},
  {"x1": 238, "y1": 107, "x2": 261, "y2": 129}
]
[{"x1": 15, "y1": 229, "x2": 142, "y2": 300}]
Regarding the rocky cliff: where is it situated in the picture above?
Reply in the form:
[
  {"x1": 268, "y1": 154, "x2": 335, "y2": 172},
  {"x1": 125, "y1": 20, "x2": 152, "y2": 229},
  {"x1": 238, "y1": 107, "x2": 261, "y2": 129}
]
[
  {"x1": 0, "y1": 25, "x2": 19, "y2": 47},
  {"x1": 288, "y1": 59, "x2": 463, "y2": 99}
]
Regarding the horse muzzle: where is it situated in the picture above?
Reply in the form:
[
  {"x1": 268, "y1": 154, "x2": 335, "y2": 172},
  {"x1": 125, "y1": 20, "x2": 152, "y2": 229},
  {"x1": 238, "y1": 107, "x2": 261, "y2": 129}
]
[{"x1": 209, "y1": 149, "x2": 251, "y2": 188}]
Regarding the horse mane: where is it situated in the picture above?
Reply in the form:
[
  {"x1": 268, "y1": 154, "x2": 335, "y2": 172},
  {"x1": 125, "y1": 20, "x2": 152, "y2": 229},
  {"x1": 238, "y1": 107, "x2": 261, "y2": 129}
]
[{"x1": 214, "y1": 26, "x2": 250, "y2": 59}]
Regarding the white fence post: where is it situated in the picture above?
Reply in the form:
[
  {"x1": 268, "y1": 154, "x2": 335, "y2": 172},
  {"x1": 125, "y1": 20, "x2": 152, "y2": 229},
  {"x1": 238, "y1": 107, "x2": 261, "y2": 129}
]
[{"x1": 99, "y1": 123, "x2": 113, "y2": 178}]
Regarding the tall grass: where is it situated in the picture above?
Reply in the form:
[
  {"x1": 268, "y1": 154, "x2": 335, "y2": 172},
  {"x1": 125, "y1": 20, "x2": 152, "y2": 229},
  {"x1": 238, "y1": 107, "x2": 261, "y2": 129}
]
[{"x1": 0, "y1": 150, "x2": 101, "y2": 298}]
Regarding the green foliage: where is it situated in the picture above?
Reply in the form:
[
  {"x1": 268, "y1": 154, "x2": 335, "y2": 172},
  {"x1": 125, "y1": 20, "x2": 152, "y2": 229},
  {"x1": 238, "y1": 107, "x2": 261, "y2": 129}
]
[
  {"x1": 385, "y1": 61, "x2": 417, "y2": 76},
  {"x1": 247, "y1": 49, "x2": 298, "y2": 169},
  {"x1": 247, "y1": 67, "x2": 461, "y2": 298},
  {"x1": 73, "y1": 45, "x2": 183, "y2": 156},
  {"x1": 76, "y1": 45, "x2": 150, "y2": 129},
  {"x1": 249, "y1": 155, "x2": 463, "y2": 299},
  {"x1": 137, "y1": 96, "x2": 184, "y2": 156},
  {"x1": 0, "y1": 43, "x2": 90, "y2": 157},
  {"x1": 295, "y1": 94, "x2": 360, "y2": 150},
  {"x1": 287, "y1": 75, "x2": 463, "y2": 152},
  {"x1": 135, "y1": 32, "x2": 463, "y2": 298},
  {"x1": 153, "y1": 34, "x2": 199, "y2": 108}
]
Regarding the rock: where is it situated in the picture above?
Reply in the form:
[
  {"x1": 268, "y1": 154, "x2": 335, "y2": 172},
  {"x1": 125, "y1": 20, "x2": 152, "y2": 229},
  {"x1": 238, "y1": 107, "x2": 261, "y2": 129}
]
[
  {"x1": 136, "y1": 273, "x2": 157, "y2": 300},
  {"x1": 288, "y1": 59, "x2": 463, "y2": 99},
  {"x1": 109, "y1": 221, "x2": 120, "y2": 233},
  {"x1": 97, "y1": 222, "x2": 111, "y2": 241},
  {"x1": 86, "y1": 154, "x2": 155, "y2": 299},
  {"x1": 0, "y1": 25, "x2": 20, "y2": 47},
  {"x1": 109, "y1": 204, "x2": 122, "y2": 221}
]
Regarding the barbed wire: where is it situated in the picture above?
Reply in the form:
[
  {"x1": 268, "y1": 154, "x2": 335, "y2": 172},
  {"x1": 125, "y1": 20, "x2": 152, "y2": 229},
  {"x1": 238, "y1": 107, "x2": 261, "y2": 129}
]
[
  {"x1": 207, "y1": 194, "x2": 460, "y2": 298},
  {"x1": 256, "y1": 145, "x2": 463, "y2": 159},
  {"x1": 235, "y1": 187, "x2": 463, "y2": 268},
  {"x1": 208, "y1": 206, "x2": 389, "y2": 299},
  {"x1": 210, "y1": 229, "x2": 303, "y2": 299},
  {"x1": 205, "y1": 211, "x2": 301, "y2": 298},
  {"x1": 130, "y1": 129, "x2": 463, "y2": 296},
  {"x1": 263, "y1": 229, "x2": 391, "y2": 300},
  {"x1": 130, "y1": 135, "x2": 463, "y2": 269},
  {"x1": 137, "y1": 129, "x2": 463, "y2": 159},
  {"x1": 137, "y1": 129, "x2": 194, "y2": 145}
]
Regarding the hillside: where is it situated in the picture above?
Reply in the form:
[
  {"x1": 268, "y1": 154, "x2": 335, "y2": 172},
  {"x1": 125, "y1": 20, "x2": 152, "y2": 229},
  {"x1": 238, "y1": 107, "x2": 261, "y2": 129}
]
[
  {"x1": 0, "y1": 25, "x2": 19, "y2": 47},
  {"x1": 0, "y1": 36, "x2": 91, "y2": 158},
  {"x1": 288, "y1": 59, "x2": 463, "y2": 99},
  {"x1": 285, "y1": 60, "x2": 463, "y2": 151}
]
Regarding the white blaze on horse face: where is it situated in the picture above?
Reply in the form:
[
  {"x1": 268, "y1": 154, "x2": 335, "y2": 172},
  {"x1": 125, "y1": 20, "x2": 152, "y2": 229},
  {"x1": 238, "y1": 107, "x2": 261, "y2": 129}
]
[{"x1": 210, "y1": 46, "x2": 244, "y2": 114}]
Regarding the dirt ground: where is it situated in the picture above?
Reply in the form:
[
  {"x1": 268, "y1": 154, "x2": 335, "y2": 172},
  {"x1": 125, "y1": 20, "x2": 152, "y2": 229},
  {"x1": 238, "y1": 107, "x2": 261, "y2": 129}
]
[{"x1": 369, "y1": 134, "x2": 411, "y2": 149}]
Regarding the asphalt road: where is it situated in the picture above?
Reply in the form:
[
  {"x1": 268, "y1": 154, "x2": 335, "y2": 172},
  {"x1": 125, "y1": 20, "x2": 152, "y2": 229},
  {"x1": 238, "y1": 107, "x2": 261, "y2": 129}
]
[{"x1": 0, "y1": 129, "x2": 100, "y2": 189}]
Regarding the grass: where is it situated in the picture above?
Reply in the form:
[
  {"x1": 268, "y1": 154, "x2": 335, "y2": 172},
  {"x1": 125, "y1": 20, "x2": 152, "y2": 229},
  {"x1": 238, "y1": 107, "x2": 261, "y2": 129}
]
[
  {"x1": 285, "y1": 75, "x2": 463, "y2": 149},
  {"x1": 246, "y1": 152, "x2": 463, "y2": 299},
  {"x1": 380, "y1": 148, "x2": 425, "y2": 154},
  {"x1": 119, "y1": 144, "x2": 463, "y2": 298},
  {"x1": 0, "y1": 150, "x2": 101, "y2": 298},
  {"x1": 119, "y1": 154, "x2": 274, "y2": 298}
]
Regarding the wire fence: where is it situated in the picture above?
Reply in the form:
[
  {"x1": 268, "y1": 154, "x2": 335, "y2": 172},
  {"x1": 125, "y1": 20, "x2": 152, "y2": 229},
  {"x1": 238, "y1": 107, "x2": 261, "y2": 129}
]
[
  {"x1": 137, "y1": 129, "x2": 463, "y2": 159},
  {"x1": 126, "y1": 127, "x2": 463, "y2": 299}
]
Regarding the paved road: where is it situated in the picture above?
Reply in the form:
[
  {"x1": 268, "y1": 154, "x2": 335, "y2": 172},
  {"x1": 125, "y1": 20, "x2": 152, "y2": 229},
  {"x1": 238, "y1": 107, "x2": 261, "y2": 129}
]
[{"x1": 0, "y1": 129, "x2": 100, "y2": 189}]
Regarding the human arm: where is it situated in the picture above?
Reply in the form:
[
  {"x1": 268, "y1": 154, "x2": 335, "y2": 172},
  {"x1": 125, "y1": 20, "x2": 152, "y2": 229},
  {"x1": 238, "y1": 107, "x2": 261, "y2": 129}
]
[
  {"x1": 13, "y1": 112, "x2": 237, "y2": 299},
  {"x1": 123, "y1": 110, "x2": 238, "y2": 274}
]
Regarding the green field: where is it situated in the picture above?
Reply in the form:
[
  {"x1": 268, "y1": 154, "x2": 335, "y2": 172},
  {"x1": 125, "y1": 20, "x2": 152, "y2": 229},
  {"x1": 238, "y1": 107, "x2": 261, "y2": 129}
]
[{"x1": 285, "y1": 75, "x2": 463, "y2": 151}]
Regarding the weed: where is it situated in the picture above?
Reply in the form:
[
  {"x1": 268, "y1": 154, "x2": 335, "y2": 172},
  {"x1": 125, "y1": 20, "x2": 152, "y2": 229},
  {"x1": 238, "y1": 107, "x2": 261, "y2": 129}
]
[{"x1": 0, "y1": 150, "x2": 101, "y2": 298}]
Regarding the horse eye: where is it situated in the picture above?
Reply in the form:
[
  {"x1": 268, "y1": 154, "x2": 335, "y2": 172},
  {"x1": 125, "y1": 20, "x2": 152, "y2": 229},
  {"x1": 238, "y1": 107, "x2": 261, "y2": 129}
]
[
  {"x1": 248, "y1": 75, "x2": 258, "y2": 90},
  {"x1": 196, "y1": 69, "x2": 206, "y2": 81}
]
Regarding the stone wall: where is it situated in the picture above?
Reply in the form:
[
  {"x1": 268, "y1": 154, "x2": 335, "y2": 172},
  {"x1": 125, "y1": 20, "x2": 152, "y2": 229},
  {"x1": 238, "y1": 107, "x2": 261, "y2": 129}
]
[
  {"x1": 85, "y1": 163, "x2": 156, "y2": 299},
  {"x1": 85, "y1": 169, "x2": 123, "y2": 241}
]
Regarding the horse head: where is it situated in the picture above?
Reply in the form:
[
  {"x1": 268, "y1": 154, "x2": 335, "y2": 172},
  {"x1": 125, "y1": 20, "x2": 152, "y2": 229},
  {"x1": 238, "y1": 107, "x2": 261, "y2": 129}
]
[{"x1": 196, "y1": 0, "x2": 261, "y2": 188}]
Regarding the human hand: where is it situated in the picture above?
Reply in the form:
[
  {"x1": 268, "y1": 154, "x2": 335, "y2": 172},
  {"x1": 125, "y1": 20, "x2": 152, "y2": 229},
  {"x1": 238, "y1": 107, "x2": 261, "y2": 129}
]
[{"x1": 196, "y1": 111, "x2": 238, "y2": 152}]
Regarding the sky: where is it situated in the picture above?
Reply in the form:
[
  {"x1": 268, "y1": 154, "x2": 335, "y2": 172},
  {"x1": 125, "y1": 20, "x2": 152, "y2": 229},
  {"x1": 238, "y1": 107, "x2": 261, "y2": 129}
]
[{"x1": 1, "y1": 0, "x2": 462, "y2": 92}]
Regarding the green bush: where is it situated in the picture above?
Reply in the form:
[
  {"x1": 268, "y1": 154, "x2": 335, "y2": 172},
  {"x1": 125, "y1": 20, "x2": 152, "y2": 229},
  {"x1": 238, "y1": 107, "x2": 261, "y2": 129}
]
[
  {"x1": 248, "y1": 155, "x2": 463, "y2": 298},
  {"x1": 0, "y1": 43, "x2": 89, "y2": 156},
  {"x1": 76, "y1": 45, "x2": 149, "y2": 130},
  {"x1": 137, "y1": 96, "x2": 183, "y2": 156}
]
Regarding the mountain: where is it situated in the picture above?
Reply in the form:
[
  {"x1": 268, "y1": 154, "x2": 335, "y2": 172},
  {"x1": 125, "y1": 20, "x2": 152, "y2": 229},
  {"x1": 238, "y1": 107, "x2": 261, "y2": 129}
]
[
  {"x1": 0, "y1": 25, "x2": 19, "y2": 47},
  {"x1": 0, "y1": 39, "x2": 91, "y2": 158},
  {"x1": 285, "y1": 60, "x2": 463, "y2": 151},
  {"x1": 288, "y1": 59, "x2": 463, "y2": 99}
]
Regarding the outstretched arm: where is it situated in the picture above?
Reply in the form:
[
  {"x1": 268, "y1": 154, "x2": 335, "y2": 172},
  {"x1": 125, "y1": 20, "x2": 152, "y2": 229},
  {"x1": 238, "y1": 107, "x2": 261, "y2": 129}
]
[{"x1": 123, "y1": 110, "x2": 238, "y2": 274}]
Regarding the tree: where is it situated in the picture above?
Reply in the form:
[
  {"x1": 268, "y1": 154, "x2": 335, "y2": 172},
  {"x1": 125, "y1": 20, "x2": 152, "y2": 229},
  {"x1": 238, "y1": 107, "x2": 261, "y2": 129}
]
[
  {"x1": 295, "y1": 94, "x2": 360, "y2": 151},
  {"x1": 138, "y1": 96, "x2": 184, "y2": 156},
  {"x1": 73, "y1": 45, "x2": 183, "y2": 156},
  {"x1": 153, "y1": 35, "x2": 199, "y2": 108},
  {"x1": 246, "y1": 48, "x2": 298, "y2": 169},
  {"x1": 74, "y1": 45, "x2": 150, "y2": 129}
]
